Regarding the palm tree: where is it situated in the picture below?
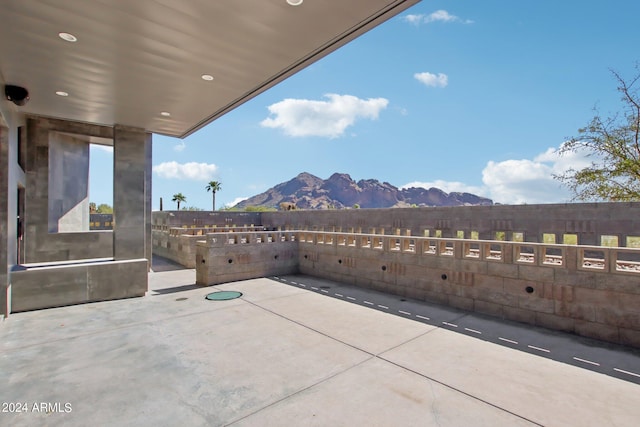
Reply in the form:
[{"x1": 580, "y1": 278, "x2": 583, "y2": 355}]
[
  {"x1": 172, "y1": 193, "x2": 186, "y2": 210},
  {"x1": 205, "y1": 181, "x2": 222, "y2": 211}
]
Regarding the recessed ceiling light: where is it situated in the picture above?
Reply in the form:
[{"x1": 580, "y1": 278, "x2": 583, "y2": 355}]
[
  {"x1": 58, "y1": 32, "x2": 77, "y2": 42},
  {"x1": 287, "y1": 0, "x2": 303, "y2": 5},
  {"x1": 160, "y1": 111, "x2": 171, "y2": 117},
  {"x1": 201, "y1": 74, "x2": 214, "y2": 81},
  {"x1": 55, "y1": 91, "x2": 69, "y2": 97}
]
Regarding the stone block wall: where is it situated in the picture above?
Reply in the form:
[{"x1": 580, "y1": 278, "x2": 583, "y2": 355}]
[
  {"x1": 6, "y1": 117, "x2": 152, "y2": 314},
  {"x1": 24, "y1": 118, "x2": 114, "y2": 262},
  {"x1": 11, "y1": 259, "x2": 148, "y2": 312},
  {"x1": 297, "y1": 233, "x2": 640, "y2": 348},
  {"x1": 195, "y1": 231, "x2": 298, "y2": 285},
  {"x1": 152, "y1": 231, "x2": 200, "y2": 268},
  {"x1": 0, "y1": 122, "x2": 8, "y2": 317},
  {"x1": 263, "y1": 203, "x2": 640, "y2": 246},
  {"x1": 194, "y1": 230, "x2": 640, "y2": 348},
  {"x1": 153, "y1": 211, "x2": 262, "y2": 230}
]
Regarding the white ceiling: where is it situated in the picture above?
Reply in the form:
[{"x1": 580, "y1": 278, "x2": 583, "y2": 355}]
[{"x1": 0, "y1": 0, "x2": 419, "y2": 138}]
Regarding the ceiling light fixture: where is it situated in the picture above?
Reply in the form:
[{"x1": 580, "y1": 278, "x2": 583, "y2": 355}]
[
  {"x1": 55, "y1": 91, "x2": 69, "y2": 97},
  {"x1": 201, "y1": 74, "x2": 214, "y2": 81},
  {"x1": 58, "y1": 32, "x2": 77, "y2": 42},
  {"x1": 287, "y1": 0, "x2": 303, "y2": 5},
  {"x1": 160, "y1": 111, "x2": 171, "y2": 117}
]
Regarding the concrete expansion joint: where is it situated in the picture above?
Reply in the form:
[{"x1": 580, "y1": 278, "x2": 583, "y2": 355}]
[
  {"x1": 242, "y1": 297, "x2": 377, "y2": 357},
  {"x1": 376, "y1": 355, "x2": 545, "y2": 427},
  {"x1": 223, "y1": 356, "x2": 375, "y2": 427},
  {"x1": 274, "y1": 275, "x2": 640, "y2": 385}
]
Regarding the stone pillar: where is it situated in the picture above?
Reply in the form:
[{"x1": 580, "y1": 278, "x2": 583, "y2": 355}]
[
  {"x1": 0, "y1": 124, "x2": 8, "y2": 317},
  {"x1": 47, "y1": 133, "x2": 90, "y2": 232},
  {"x1": 113, "y1": 125, "x2": 152, "y2": 265}
]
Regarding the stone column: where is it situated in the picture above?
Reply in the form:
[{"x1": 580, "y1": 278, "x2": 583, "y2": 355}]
[
  {"x1": 113, "y1": 125, "x2": 152, "y2": 265},
  {"x1": 0, "y1": 124, "x2": 8, "y2": 317},
  {"x1": 47, "y1": 133, "x2": 90, "y2": 232}
]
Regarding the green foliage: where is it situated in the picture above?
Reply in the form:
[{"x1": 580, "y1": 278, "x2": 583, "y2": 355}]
[
  {"x1": 220, "y1": 205, "x2": 276, "y2": 212},
  {"x1": 205, "y1": 181, "x2": 222, "y2": 210},
  {"x1": 555, "y1": 66, "x2": 640, "y2": 201},
  {"x1": 353, "y1": 203, "x2": 360, "y2": 209},
  {"x1": 172, "y1": 193, "x2": 187, "y2": 210},
  {"x1": 96, "y1": 203, "x2": 113, "y2": 214},
  {"x1": 244, "y1": 205, "x2": 277, "y2": 212},
  {"x1": 205, "y1": 181, "x2": 222, "y2": 193},
  {"x1": 90, "y1": 202, "x2": 112, "y2": 213}
]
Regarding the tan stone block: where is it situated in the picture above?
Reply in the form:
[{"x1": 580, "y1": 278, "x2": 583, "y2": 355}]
[
  {"x1": 573, "y1": 287, "x2": 612, "y2": 305},
  {"x1": 474, "y1": 300, "x2": 504, "y2": 318},
  {"x1": 472, "y1": 274, "x2": 504, "y2": 292},
  {"x1": 535, "y1": 312, "x2": 575, "y2": 333},
  {"x1": 518, "y1": 264, "x2": 555, "y2": 282},
  {"x1": 455, "y1": 259, "x2": 488, "y2": 274},
  {"x1": 423, "y1": 290, "x2": 448, "y2": 305},
  {"x1": 552, "y1": 284, "x2": 575, "y2": 303},
  {"x1": 475, "y1": 290, "x2": 517, "y2": 306},
  {"x1": 504, "y1": 278, "x2": 539, "y2": 296},
  {"x1": 553, "y1": 269, "x2": 595, "y2": 287},
  {"x1": 448, "y1": 294, "x2": 474, "y2": 312},
  {"x1": 503, "y1": 306, "x2": 536, "y2": 325},
  {"x1": 487, "y1": 262, "x2": 519, "y2": 279},
  {"x1": 596, "y1": 307, "x2": 640, "y2": 329},
  {"x1": 457, "y1": 285, "x2": 479, "y2": 300},
  {"x1": 451, "y1": 271, "x2": 474, "y2": 286},
  {"x1": 405, "y1": 287, "x2": 425, "y2": 301},
  {"x1": 596, "y1": 273, "x2": 640, "y2": 295},
  {"x1": 619, "y1": 327, "x2": 640, "y2": 348},
  {"x1": 554, "y1": 301, "x2": 596, "y2": 322},
  {"x1": 574, "y1": 320, "x2": 620, "y2": 343},
  {"x1": 518, "y1": 295, "x2": 555, "y2": 314}
]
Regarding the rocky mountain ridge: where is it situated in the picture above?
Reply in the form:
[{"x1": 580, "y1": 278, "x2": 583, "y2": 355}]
[{"x1": 234, "y1": 172, "x2": 493, "y2": 209}]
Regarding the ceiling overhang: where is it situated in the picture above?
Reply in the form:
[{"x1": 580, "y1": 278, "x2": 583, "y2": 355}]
[{"x1": 0, "y1": 0, "x2": 420, "y2": 138}]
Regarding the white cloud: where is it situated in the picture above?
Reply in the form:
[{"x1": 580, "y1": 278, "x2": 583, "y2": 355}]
[
  {"x1": 401, "y1": 180, "x2": 486, "y2": 196},
  {"x1": 401, "y1": 143, "x2": 595, "y2": 205},
  {"x1": 260, "y1": 94, "x2": 389, "y2": 138},
  {"x1": 403, "y1": 10, "x2": 473, "y2": 25},
  {"x1": 173, "y1": 141, "x2": 186, "y2": 152},
  {"x1": 225, "y1": 196, "x2": 248, "y2": 208},
  {"x1": 481, "y1": 144, "x2": 594, "y2": 204},
  {"x1": 91, "y1": 144, "x2": 113, "y2": 153},
  {"x1": 426, "y1": 10, "x2": 459, "y2": 23},
  {"x1": 404, "y1": 14, "x2": 425, "y2": 25},
  {"x1": 153, "y1": 161, "x2": 217, "y2": 181},
  {"x1": 414, "y1": 72, "x2": 449, "y2": 88}
]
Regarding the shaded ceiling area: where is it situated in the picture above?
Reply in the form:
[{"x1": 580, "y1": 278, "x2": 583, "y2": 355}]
[{"x1": 0, "y1": 0, "x2": 420, "y2": 137}]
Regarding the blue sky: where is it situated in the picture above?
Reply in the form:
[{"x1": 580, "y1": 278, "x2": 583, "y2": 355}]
[{"x1": 90, "y1": 1, "x2": 640, "y2": 210}]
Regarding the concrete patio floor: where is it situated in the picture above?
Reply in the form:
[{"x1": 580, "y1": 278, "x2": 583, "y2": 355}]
[{"x1": 1, "y1": 268, "x2": 640, "y2": 426}]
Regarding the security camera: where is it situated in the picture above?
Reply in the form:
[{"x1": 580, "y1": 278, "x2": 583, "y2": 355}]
[{"x1": 5, "y1": 85, "x2": 30, "y2": 106}]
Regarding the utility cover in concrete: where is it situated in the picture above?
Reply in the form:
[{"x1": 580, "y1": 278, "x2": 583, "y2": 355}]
[{"x1": 205, "y1": 291, "x2": 243, "y2": 301}]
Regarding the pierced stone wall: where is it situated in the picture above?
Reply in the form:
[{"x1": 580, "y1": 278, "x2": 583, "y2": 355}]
[
  {"x1": 195, "y1": 231, "x2": 299, "y2": 285},
  {"x1": 195, "y1": 230, "x2": 640, "y2": 348},
  {"x1": 262, "y1": 203, "x2": 640, "y2": 247},
  {"x1": 298, "y1": 232, "x2": 640, "y2": 348}
]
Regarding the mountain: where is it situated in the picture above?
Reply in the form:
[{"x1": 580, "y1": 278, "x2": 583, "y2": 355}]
[{"x1": 234, "y1": 172, "x2": 493, "y2": 210}]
